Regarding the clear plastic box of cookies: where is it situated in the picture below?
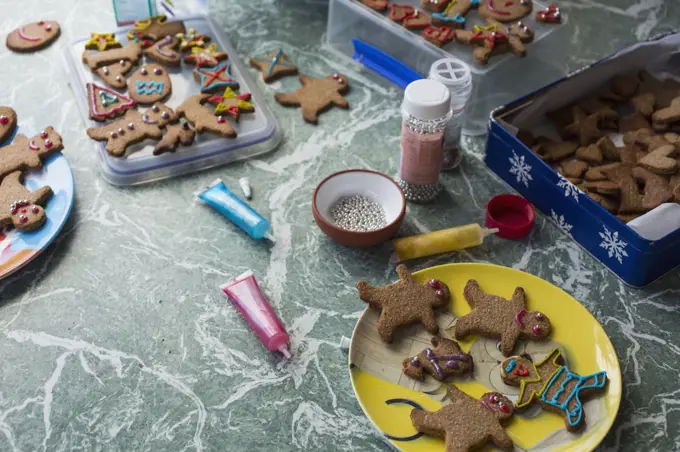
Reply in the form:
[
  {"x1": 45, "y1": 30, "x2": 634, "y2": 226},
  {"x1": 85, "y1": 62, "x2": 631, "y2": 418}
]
[
  {"x1": 62, "y1": 15, "x2": 281, "y2": 186},
  {"x1": 325, "y1": 0, "x2": 569, "y2": 135}
]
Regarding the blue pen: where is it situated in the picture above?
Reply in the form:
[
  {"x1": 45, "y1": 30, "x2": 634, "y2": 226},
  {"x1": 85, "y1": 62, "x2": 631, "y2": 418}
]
[{"x1": 197, "y1": 179, "x2": 275, "y2": 242}]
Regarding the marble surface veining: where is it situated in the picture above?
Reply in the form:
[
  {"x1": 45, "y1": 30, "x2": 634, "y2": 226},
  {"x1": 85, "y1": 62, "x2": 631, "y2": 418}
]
[{"x1": 1, "y1": 0, "x2": 680, "y2": 450}]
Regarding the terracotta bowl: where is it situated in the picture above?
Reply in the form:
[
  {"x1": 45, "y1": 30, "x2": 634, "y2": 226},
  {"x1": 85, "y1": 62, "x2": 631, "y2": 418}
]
[{"x1": 312, "y1": 169, "x2": 406, "y2": 248}]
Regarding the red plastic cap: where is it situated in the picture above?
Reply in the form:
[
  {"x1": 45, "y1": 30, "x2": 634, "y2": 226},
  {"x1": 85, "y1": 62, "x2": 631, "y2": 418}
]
[{"x1": 485, "y1": 194, "x2": 535, "y2": 239}]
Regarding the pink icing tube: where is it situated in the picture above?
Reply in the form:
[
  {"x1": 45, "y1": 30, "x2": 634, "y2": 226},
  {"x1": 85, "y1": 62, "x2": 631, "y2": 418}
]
[{"x1": 220, "y1": 271, "x2": 292, "y2": 359}]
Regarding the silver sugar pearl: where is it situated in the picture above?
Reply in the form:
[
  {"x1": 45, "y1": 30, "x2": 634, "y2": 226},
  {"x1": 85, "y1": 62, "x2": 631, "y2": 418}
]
[
  {"x1": 127, "y1": 122, "x2": 135, "y2": 130},
  {"x1": 330, "y1": 195, "x2": 387, "y2": 232}
]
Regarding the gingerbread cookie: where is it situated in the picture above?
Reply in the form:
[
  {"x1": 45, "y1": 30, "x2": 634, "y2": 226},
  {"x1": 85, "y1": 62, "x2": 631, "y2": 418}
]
[
  {"x1": 0, "y1": 172, "x2": 53, "y2": 232},
  {"x1": 0, "y1": 107, "x2": 17, "y2": 143},
  {"x1": 403, "y1": 337, "x2": 473, "y2": 381},
  {"x1": 87, "y1": 83, "x2": 136, "y2": 122},
  {"x1": 624, "y1": 128, "x2": 669, "y2": 151},
  {"x1": 631, "y1": 92, "x2": 655, "y2": 117},
  {"x1": 432, "y1": 0, "x2": 480, "y2": 27},
  {"x1": 421, "y1": 0, "x2": 453, "y2": 12},
  {"x1": 638, "y1": 71, "x2": 680, "y2": 109},
  {"x1": 575, "y1": 144, "x2": 603, "y2": 165},
  {"x1": 561, "y1": 107, "x2": 602, "y2": 146},
  {"x1": 652, "y1": 96, "x2": 680, "y2": 130},
  {"x1": 95, "y1": 61, "x2": 135, "y2": 89},
  {"x1": 144, "y1": 36, "x2": 181, "y2": 66},
  {"x1": 176, "y1": 28, "x2": 210, "y2": 52},
  {"x1": 638, "y1": 144, "x2": 677, "y2": 175},
  {"x1": 533, "y1": 136, "x2": 577, "y2": 161},
  {"x1": 576, "y1": 97, "x2": 618, "y2": 129},
  {"x1": 208, "y1": 88, "x2": 255, "y2": 120},
  {"x1": 423, "y1": 25, "x2": 457, "y2": 47},
  {"x1": 604, "y1": 164, "x2": 646, "y2": 214},
  {"x1": 535, "y1": 3, "x2": 561, "y2": 22},
  {"x1": 559, "y1": 159, "x2": 589, "y2": 178},
  {"x1": 389, "y1": 4, "x2": 416, "y2": 22},
  {"x1": 478, "y1": 0, "x2": 532, "y2": 22},
  {"x1": 275, "y1": 74, "x2": 350, "y2": 124},
  {"x1": 411, "y1": 386, "x2": 514, "y2": 452},
  {"x1": 582, "y1": 180, "x2": 619, "y2": 196},
  {"x1": 184, "y1": 43, "x2": 228, "y2": 68},
  {"x1": 153, "y1": 122, "x2": 196, "y2": 156},
  {"x1": 618, "y1": 113, "x2": 651, "y2": 134},
  {"x1": 126, "y1": 15, "x2": 186, "y2": 44},
  {"x1": 249, "y1": 49, "x2": 298, "y2": 83},
  {"x1": 585, "y1": 162, "x2": 621, "y2": 181},
  {"x1": 6, "y1": 20, "x2": 60, "y2": 53},
  {"x1": 193, "y1": 62, "x2": 239, "y2": 93},
  {"x1": 456, "y1": 20, "x2": 533, "y2": 64},
  {"x1": 360, "y1": 0, "x2": 388, "y2": 11},
  {"x1": 356, "y1": 265, "x2": 450, "y2": 343},
  {"x1": 82, "y1": 41, "x2": 143, "y2": 71},
  {"x1": 0, "y1": 128, "x2": 64, "y2": 181},
  {"x1": 632, "y1": 167, "x2": 672, "y2": 210},
  {"x1": 500, "y1": 349, "x2": 607, "y2": 432},
  {"x1": 84, "y1": 33, "x2": 121, "y2": 51},
  {"x1": 403, "y1": 10, "x2": 431, "y2": 29},
  {"x1": 128, "y1": 64, "x2": 172, "y2": 105},
  {"x1": 86, "y1": 103, "x2": 176, "y2": 157},
  {"x1": 177, "y1": 94, "x2": 237, "y2": 138},
  {"x1": 454, "y1": 280, "x2": 551, "y2": 357}
]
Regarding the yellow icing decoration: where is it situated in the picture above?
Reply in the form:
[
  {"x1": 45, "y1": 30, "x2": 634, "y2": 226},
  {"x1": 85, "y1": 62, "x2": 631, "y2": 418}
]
[
  {"x1": 472, "y1": 24, "x2": 498, "y2": 32},
  {"x1": 514, "y1": 348, "x2": 563, "y2": 409},
  {"x1": 84, "y1": 33, "x2": 121, "y2": 51}
]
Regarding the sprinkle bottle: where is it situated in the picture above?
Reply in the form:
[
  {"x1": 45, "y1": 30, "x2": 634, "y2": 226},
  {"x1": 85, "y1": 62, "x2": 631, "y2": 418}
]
[{"x1": 396, "y1": 79, "x2": 451, "y2": 203}]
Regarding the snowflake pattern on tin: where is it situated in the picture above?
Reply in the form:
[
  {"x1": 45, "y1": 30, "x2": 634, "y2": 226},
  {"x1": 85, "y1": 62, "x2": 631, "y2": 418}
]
[
  {"x1": 509, "y1": 151, "x2": 532, "y2": 187},
  {"x1": 550, "y1": 210, "x2": 573, "y2": 236},
  {"x1": 557, "y1": 175, "x2": 581, "y2": 202},
  {"x1": 599, "y1": 226, "x2": 628, "y2": 264}
]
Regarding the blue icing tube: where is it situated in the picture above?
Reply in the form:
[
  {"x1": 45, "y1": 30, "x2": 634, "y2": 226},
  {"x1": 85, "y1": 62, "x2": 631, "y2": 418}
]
[{"x1": 197, "y1": 179, "x2": 274, "y2": 242}]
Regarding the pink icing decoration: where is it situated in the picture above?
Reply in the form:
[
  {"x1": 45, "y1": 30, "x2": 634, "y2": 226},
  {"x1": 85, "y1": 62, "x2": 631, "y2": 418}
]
[
  {"x1": 155, "y1": 36, "x2": 177, "y2": 59},
  {"x1": 514, "y1": 308, "x2": 527, "y2": 328},
  {"x1": 17, "y1": 26, "x2": 42, "y2": 42},
  {"x1": 486, "y1": 0, "x2": 512, "y2": 15},
  {"x1": 87, "y1": 82, "x2": 136, "y2": 121},
  {"x1": 28, "y1": 140, "x2": 40, "y2": 151}
]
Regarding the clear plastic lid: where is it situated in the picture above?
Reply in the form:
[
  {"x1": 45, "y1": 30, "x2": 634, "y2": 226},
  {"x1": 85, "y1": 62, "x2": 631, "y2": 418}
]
[{"x1": 428, "y1": 58, "x2": 473, "y2": 111}]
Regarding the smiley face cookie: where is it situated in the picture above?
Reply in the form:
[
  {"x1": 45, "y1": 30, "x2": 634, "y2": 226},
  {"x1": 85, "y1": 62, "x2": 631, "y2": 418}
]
[
  {"x1": 6, "y1": 20, "x2": 61, "y2": 52},
  {"x1": 478, "y1": 0, "x2": 532, "y2": 22},
  {"x1": 0, "y1": 107, "x2": 17, "y2": 143},
  {"x1": 128, "y1": 64, "x2": 172, "y2": 105}
]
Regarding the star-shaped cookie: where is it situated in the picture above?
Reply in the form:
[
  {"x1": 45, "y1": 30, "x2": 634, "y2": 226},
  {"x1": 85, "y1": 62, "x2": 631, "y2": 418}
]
[
  {"x1": 192, "y1": 62, "x2": 239, "y2": 93},
  {"x1": 84, "y1": 32, "x2": 121, "y2": 51},
  {"x1": 561, "y1": 107, "x2": 603, "y2": 146},
  {"x1": 208, "y1": 87, "x2": 254, "y2": 120},
  {"x1": 454, "y1": 280, "x2": 552, "y2": 357},
  {"x1": 356, "y1": 264, "x2": 450, "y2": 343},
  {"x1": 176, "y1": 28, "x2": 210, "y2": 52},
  {"x1": 249, "y1": 48, "x2": 298, "y2": 83},
  {"x1": 184, "y1": 43, "x2": 228, "y2": 68}
]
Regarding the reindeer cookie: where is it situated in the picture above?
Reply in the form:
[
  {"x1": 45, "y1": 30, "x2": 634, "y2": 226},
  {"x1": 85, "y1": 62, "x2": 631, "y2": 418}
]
[
  {"x1": 0, "y1": 128, "x2": 64, "y2": 181},
  {"x1": 403, "y1": 337, "x2": 473, "y2": 381},
  {"x1": 501, "y1": 349, "x2": 608, "y2": 431},
  {"x1": 411, "y1": 386, "x2": 514, "y2": 452},
  {"x1": 86, "y1": 103, "x2": 176, "y2": 157},
  {"x1": 454, "y1": 280, "x2": 552, "y2": 356},
  {"x1": 0, "y1": 171, "x2": 53, "y2": 232},
  {"x1": 275, "y1": 74, "x2": 350, "y2": 124},
  {"x1": 177, "y1": 94, "x2": 237, "y2": 138},
  {"x1": 356, "y1": 265, "x2": 450, "y2": 343}
]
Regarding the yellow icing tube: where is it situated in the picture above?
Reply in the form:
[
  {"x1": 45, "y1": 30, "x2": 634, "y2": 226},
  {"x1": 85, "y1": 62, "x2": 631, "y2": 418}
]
[{"x1": 393, "y1": 223, "x2": 498, "y2": 261}]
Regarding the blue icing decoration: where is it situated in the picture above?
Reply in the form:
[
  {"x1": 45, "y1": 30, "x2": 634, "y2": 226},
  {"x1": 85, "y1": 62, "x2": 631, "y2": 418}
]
[
  {"x1": 504, "y1": 359, "x2": 516, "y2": 373},
  {"x1": 135, "y1": 80, "x2": 164, "y2": 95},
  {"x1": 433, "y1": 12, "x2": 466, "y2": 23},
  {"x1": 540, "y1": 367, "x2": 608, "y2": 428},
  {"x1": 99, "y1": 91, "x2": 118, "y2": 106},
  {"x1": 471, "y1": 0, "x2": 480, "y2": 4},
  {"x1": 193, "y1": 62, "x2": 238, "y2": 93}
]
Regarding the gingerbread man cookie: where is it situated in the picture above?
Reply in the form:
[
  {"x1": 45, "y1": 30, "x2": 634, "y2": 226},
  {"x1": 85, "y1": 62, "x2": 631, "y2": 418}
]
[
  {"x1": 454, "y1": 280, "x2": 551, "y2": 357},
  {"x1": 432, "y1": 0, "x2": 480, "y2": 28},
  {"x1": 86, "y1": 103, "x2": 176, "y2": 157},
  {"x1": 275, "y1": 74, "x2": 350, "y2": 124},
  {"x1": 6, "y1": 20, "x2": 60, "y2": 53},
  {"x1": 403, "y1": 337, "x2": 473, "y2": 381},
  {"x1": 177, "y1": 94, "x2": 237, "y2": 138},
  {"x1": 153, "y1": 122, "x2": 196, "y2": 156},
  {"x1": 500, "y1": 349, "x2": 607, "y2": 431},
  {"x1": 411, "y1": 386, "x2": 514, "y2": 452},
  {"x1": 0, "y1": 172, "x2": 53, "y2": 232},
  {"x1": 456, "y1": 20, "x2": 533, "y2": 64},
  {"x1": 0, "y1": 107, "x2": 17, "y2": 143},
  {"x1": 0, "y1": 128, "x2": 64, "y2": 181},
  {"x1": 128, "y1": 64, "x2": 172, "y2": 105},
  {"x1": 144, "y1": 36, "x2": 182, "y2": 67},
  {"x1": 478, "y1": 0, "x2": 532, "y2": 22},
  {"x1": 249, "y1": 49, "x2": 299, "y2": 83},
  {"x1": 356, "y1": 265, "x2": 450, "y2": 343}
]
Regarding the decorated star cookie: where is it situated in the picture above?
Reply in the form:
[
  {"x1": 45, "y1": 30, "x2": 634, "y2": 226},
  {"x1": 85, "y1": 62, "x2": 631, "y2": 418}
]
[
  {"x1": 249, "y1": 49, "x2": 299, "y2": 83},
  {"x1": 87, "y1": 83, "x2": 136, "y2": 122},
  {"x1": 0, "y1": 172, "x2": 53, "y2": 232},
  {"x1": 6, "y1": 20, "x2": 60, "y2": 53},
  {"x1": 177, "y1": 94, "x2": 237, "y2": 138},
  {"x1": 454, "y1": 280, "x2": 552, "y2": 356},
  {"x1": 478, "y1": 0, "x2": 532, "y2": 22},
  {"x1": 432, "y1": 0, "x2": 481, "y2": 28},
  {"x1": 0, "y1": 107, "x2": 17, "y2": 144},
  {"x1": 126, "y1": 15, "x2": 186, "y2": 45},
  {"x1": 86, "y1": 103, "x2": 176, "y2": 157},
  {"x1": 144, "y1": 36, "x2": 182, "y2": 67},
  {"x1": 184, "y1": 43, "x2": 228, "y2": 68},
  {"x1": 193, "y1": 62, "x2": 239, "y2": 94},
  {"x1": 355, "y1": 265, "x2": 450, "y2": 343},
  {"x1": 501, "y1": 349, "x2": 608, "y2": 431},
  {"x1": 411, "y1": 386, "x2": 514, "y2": 451},
  {"x1": 275, "y1": 73, "x2": 350, "y2": 124},
  {"x1": 208, "y1": 88, "x2": 254, "y2": 121},
  {"x1": 176, "y1": 28, "x2": 210, "y2": 52},
  {"x1": 84, "y1": 33, "x2": 121, "y2": 51},
  {"x1": 153, "y1": 122, "x2": 196, "y2": 156},
  {"x1": 0, "y1": 128, "x2": 64, "y2": 181},
  {"x1": 403, "y1": 337, "x2": 473, "y2": 381}
]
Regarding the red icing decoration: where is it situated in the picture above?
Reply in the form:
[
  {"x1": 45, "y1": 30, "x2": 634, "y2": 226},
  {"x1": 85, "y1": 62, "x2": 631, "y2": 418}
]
[
  {"x1": 498, "y1": 401, "x2": 510, "y2": 413},
  {"x1": 423, "y1": 26, "x2": 457, "y2": 45},
  {"x1": 44, "y1": 140, "x2": 53, "y2": 148},
  {"x1": 532, "y1": 325, "x2": 542, "y2": 336},
  {"x1": 514, "y1": 364, "x2": 529, "y2": 376},
  {"x1": 87, "y1": 83, "x2": 136, "y2": 121},
  {"x1": 486, "y1": 0, "x2": 512, "y2": 16},
  {"x1": 389, "y1": 3, "x2": 415, "y2": 21},
  {"x1": 470, "y1": 29, "x2": 508, "y2": 49},
  {"x1": 32, "y1": 206, "x2": 40, "y2": 214},
  {"x1": 536, "y1": 3, "x2": 561, "y2": 22},
  {"x1": 20, "y1": 217, "x2": 28, "y2": 223},
  {"x1": 21, "y1": 209, "x2": 26, "y2": 214},
  {"x1": 0, "y1": 116, "x2": 8, "y2": 124},
  {"x1": 40, "y1": 131, "x2": 48, "y2": 138}
]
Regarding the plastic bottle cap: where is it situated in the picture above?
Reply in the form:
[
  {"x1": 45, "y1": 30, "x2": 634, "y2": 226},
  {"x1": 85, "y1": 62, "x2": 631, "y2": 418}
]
[
  {"x1": 429, "y1": 58, "x2": 471, "y2": 90},
  {"x1": 485, "y1": 194, "x2": 535, "y2": 239},
  {"x1": 402, "y1": 79, "x2": 451, "y2": 120}
]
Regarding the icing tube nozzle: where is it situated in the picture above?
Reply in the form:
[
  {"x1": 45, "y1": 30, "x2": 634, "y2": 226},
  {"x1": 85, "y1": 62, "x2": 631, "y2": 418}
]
[{"x1": 278, "y1": 344, "x2": 292, "y2": 359}]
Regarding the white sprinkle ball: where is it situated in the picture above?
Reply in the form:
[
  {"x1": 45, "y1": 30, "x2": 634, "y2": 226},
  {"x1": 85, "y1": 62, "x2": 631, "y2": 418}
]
[{"x1": 330, "y1": 195, "x2": 387, "y2": 232}]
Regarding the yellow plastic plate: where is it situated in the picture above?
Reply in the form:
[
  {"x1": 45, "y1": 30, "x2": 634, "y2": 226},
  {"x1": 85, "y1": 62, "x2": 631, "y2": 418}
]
[{"x1": 349, "y1": 263, "x2": 621, "y2": 452}]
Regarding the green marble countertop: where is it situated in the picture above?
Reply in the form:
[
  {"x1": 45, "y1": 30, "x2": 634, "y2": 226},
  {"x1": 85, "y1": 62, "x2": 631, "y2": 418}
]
[{"x1": 1, "y1": 0, "x2": 680, "y2": 450}]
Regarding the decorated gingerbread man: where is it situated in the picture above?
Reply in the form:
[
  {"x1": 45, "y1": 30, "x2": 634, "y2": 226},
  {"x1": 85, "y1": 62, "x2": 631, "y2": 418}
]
[
  {"x1": 456, "y1": 20, "x2": 533, "y2": 64},
  {"x1": 432, "y1": 0, "x2": 481, "y2": 28},
  {"x1": 0, "y1": 171, "x2": 53, "y2": 232},
  {"x1": 274, "y1": 74, "x2": 350, "y2": 124},
  {"x1": 0, "y1": 127, "x2": 64, "y2": 181},
  {"x1": 500, "y1": 349, "x2": 608, "y2": 431},
  {"x1": 454, "y1": 280, "x2": 551, "y2": 356},
  {"x1": 410, "y1": 386, "x2": 514, "y2": 451},
  {"x1": 403, "y1": 337, "x2": 473, "y2": 381},
  {"x1": 356, "y1": 265, "x2": 450, "y2": 343},
  {"x1": 86, "y1": 103, "x2": 176, "y2": 157}
]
